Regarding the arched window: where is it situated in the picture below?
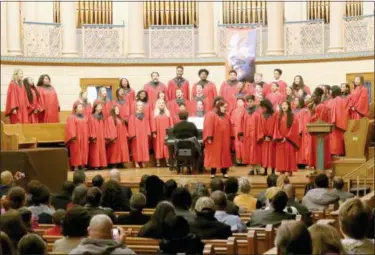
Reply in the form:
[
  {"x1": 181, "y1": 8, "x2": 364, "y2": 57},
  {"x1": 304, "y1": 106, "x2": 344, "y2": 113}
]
[
  {"x1": 222, "y1": 1, "x2": 267, "y2": 25},
  {"x1": 308, "y1": 0, "x2": 363, "y2": 23},
  {"x1": 143, "y1": 1, "x2": 198, "y2": 29}
]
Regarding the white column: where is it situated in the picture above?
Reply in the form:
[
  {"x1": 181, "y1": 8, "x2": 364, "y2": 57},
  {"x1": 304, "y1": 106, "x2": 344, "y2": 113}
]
[
  {"x1": 196, "y1": 1, "x2": 216, "y2": 57},
  {"x1": 1, "y1": 1, "x2": 8, "y2": 55},
  {"x1": 127, "y1": 1, "x2": 145, "y2": 58},
  {"x1": 285, "y1": 0, "x2": 304, "y2": 22},
  {"x1": 266, "y1": 1, "x2": 285, "y2": 56},
  {"x1": 22, "y1": 1, "x2": 36, "y2": 22},
  {"x1": 6, "y1": 0, "x2": 22, "y2": 56},
  {"x1": 363, "y1": 2, "x2": 374, "y2": 15},
  {"x1": 60, "y1": 0, "x2": 78, "y2": 57},
  {"x1": 328, "y1": 1, "x2": 345, "y2": 53}
]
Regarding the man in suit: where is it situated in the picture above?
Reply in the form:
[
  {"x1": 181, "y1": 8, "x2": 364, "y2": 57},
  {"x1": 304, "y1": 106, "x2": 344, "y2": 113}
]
[
  {"x1": 172, "y1": 111, "x2": 199, "y2": 139},
  {"x1": 109, "y1": 169, "x2": 132, "y2": 201},
  {"x1": 117, "y1": 192, "x2": 150, "y2": 225},
  {"x1": 330, "y1": 177, "x2": 355, "y2": 202}
]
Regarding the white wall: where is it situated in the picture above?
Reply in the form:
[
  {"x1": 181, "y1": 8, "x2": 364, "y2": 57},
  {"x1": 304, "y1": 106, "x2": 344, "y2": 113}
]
[{"x1": 284, "y1": 0, "x2": 306, "y2": 22}]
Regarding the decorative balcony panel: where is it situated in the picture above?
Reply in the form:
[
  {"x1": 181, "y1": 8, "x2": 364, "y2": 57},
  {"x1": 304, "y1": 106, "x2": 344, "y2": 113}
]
[{"x1": 344, "y1": 15, "x2": 374, "y2": 52}]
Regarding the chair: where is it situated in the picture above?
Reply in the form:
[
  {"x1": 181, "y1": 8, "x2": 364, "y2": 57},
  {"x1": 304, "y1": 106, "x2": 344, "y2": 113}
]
[{"x1": 174, "y1": 139, "x2": 200, "y2": 174}]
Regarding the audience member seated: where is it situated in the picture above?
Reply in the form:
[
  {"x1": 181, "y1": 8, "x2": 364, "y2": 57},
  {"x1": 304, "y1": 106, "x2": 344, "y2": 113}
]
[
  {"x1": 117, "y1": 192, "x2": 151, "y2": 225},
  {"x1": 53, "y1": 206, "x2": 91, "y2": 253},
  {"x1": 1, "y1": 231, "x2": 15, "y2": 255},
  {"x1": 248, "y1": 190, "x2": 294, "y2": 227},
  {"x1": 73, "y1": 170, "x2": 87, "y2": 186},
  {"x1": 0, "y1": 171, "x2": 14, "y2": 197},
  {"x1": 0, "y1": 210, "x2": 28, "y2": 250},
  {"x1": 191, "y1": 183, "x2": 210, "y2": 210},
  {"x1": 309, "y1": 224, "x2": 346, "y2": 254},
  {"x1": 224, "y1": 177, "x2": 239, "y2": 202},
  {"x1": 164, "y1": 179, "x2": 178, "y2": 201},
  {"x1": 144, "y1": 175, "x2": 165, "y2": 208},
  {"x1": 189, "y1": 197, "x2": 232, "y2": 239},
  {"x1": 368, "y1": 209, "x2": 375, "y2": 239},
  {"x1": 330, "y1": 177, "x2": 355, "y2": 202},
  {"x1": 18, "y1": 233, "x2": 47, "y2": 255},
  {"x1": 45, "y1": 209, "x2": 66, "y2": 236},
  {"x1": 283, "y1": 184, "x2": 312, "y2": 226},
  {"x1": 70, "y1": 184, "x2": 88, "y2": 208},
  {"x1": 92, "y1": 175, "x2": 104, "y2": 190},
  {"x1": 25, "y1": 180, "x2": 42, "y2": 206},
  {"x1": 70, "y1": 214, "x2": 135, "y2": 255},
  {"x1": 302, "y1": 173, "x2": 339, "y2": 211},
  {"x1": 339, "y1": 198, "x2": 374, "y2": 254},
  {"x1": 171, "y1": 187, "x2": 195, "y2": 222},
  {"x1": 138, "y1": 201, "x2": 176, "y2": 239},
  {"x1": 101, "y1": 180, "x2": 130, "y2": 212},
  {"x1": 257, "y1": 174, "x2": 277, "y2": 208},
  {"x1": 210, "y1": 178, "x2": 239, "y2": 215},
  {"x1": 85, "y1": 187, "x2": 117, "y2": 223},
  {"x1": 27, "y1": 185, "x2": 55, "y2": 223},
  {"x1": 233, "y1": 177, "x2": 257, "y2": 212},
  {"x1": 304, "y1": 174, "x2": 315, "y2": 196},
  {"x1": 275, "y1": 221, "x2": 313, "y2": 255},
  {"x1": 172, "y1": 111, "x2": 199, "y2": 139},
  {"x1": 277, "y1": 174, "x2": 290, "y2": 189},
  {"x1": 160, "y1": 215, "x2": 204, "y2": 255},
  {"x1": 18, "y1": 207, "x2": 33, "y2": 232},
  {"x1": 211, "y1": 191, "x2": 246, "y2": 233},
  {"x1": 139, "y1": 174, "x2": 149, "y2": 195},
  {"x1": 51, "y1": 181, "x2": 75, "y2": 210},
  {"x1": 109, "y1": 169, "x2": 132, "y2": 201}
]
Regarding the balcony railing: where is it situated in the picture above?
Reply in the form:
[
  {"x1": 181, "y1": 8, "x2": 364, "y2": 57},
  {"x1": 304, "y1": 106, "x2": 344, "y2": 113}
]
[{"x1": 344, "y1": 14, "x2": 374, "y2": 52}]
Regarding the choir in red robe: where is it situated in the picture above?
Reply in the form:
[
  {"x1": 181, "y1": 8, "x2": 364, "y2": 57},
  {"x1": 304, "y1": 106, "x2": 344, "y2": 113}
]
[
  {"x1": 348, "y1": 76, "x2": 369, "y2": 119},
  {"x1": 65, "y1": 102, "x2": 89, "y2": 170},
  {"x1": 72, "y1": 91, "x2": 92, "y2": 117},
  {"x1": 266, "y1": 82, "x2": 285, "y2": 109},
  {"x1": 191, "y1": 84, "x2": 212, "y2": 113},
  {"x1": 144, "y1": 72, "x2": 168, "y2": 106},
  {"x1": 119, "y1": 78, "x2": 136, "y2": 106},
  {"x1": 293, "y1": 98, "x2": 310, "y2": 166},
  {"x1": 273, "y1": 69, "x2": 287, "y2": 95},
  {"x1": 230, "y1": 98, "x2": 246, "y2": 163},
  {"x1": 167, "y1": 66, "x2": 190, "y2": 100},
  {"x1": 190, "y1": 100, "x2": 206, "y2": 117},
  {"x1": 115, "y1": 88, "x2": 131, "y2": 123},
  {"x1": 88, "y1": 103, "x2": 107, "y2": 169},
  {"x1": 24, "y1": 77, "x2": 42, "y2": 124},
  {"x1": 292, "y1": 75, "x2": 311, "y2": 98},
  {"x1": 192, "y1": 69, "x2": 217, "y2": 104},
  {"x1": 94, "y1": 87, "x2": 112, "y2": 119},
  {"x1": 220, "y1": 70, "x2": 241, "y2": 114},
  {"x1": 168, "y1": 89, "x2": 189, "y2": 121},
  {"x1": 259, "y1": 99, "x2": 276, "y2": 174},
  {"x1": 37, "y1": 74, "x2": 60, "y2": 123}
]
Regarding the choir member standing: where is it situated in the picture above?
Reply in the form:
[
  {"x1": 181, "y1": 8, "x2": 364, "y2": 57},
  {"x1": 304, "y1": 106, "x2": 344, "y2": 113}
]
[
  {"x1": 326, "y1": 86, "x2": 348, "y2": 156},
  {"x1": 273, "y1": 101, "x2": 300, "y2": 176},
  {"x1": 259, "y1": 99, "x2": 276, "y2": 175},
  {"x1": 204, "y1": 100, "x2": 232, "y2": 178},
  {"x1": 190, "y1": 100, "x2": 206, "y2": 117},
  {"x1": 340, "y1": 83, "x2": 351, "y2": 98},
  {"x1": 266, "y1": 82, "x2": 285, "y2": 109},
  {"x1": 144, "y1": 72, "x2": 167, "y2": 106},
  {"x1": 238, "y1": 95, "x2": 264, "y2": 175},
  {"x1": 151, "y1": 99, "x2": 173, "y2": 167},
  {"x1": 348, "y1": 75, "x2": 369, "y2": 119},
  {"x1": 320, "y1": 85, "x2": 331, "y2": 103},
  {"x1": 94, "y1": 87, "x2": 112, "y2": 119},
  {"x1": 230, "y1": 97, "x2": 246, "y2": 164},
  {"x1": 5, "y1": 69, "x2": 29, "y2": 124},
  {"x1": 105, "y1": 105, "x2": 130, "y2": 168},
  {"x1": 168, "y1": 89, "x2": 189, "y2": 121},
  {"x1": 220, "y1": 70, "x2": 241, "y2": 114},
  {"x1": 119, "y1": 78, "x2": 136, "y2": 105},
  {"x1": 128, "y1": 101, "x2": 151, "y2": 168},
  {"x1": 286, "y1": 86, "x2": 294, "y2": 103},
  {"x1": 192, "y1": 69, "x2": 217, "y2": 104},
  {"x1": 191, "y1": 84, "x2": 211, "y2": 112},
  {"x1": 167, "y1": 66, "x2": 190, "y2": 101},
  {"x1": 88, "y1": 103, "x2": 107, "y2": 169},
  {"x1": 37, "y1": 74, "x2": 60, "y2": 123},
  {"x1": 154, "y1": 91, "x2": 168, "y2": 111},
  {"x1": 134, "y1": 90, "x2": 151, "y2": 119},
  {"x1": 23, "y1": 77, "x2": 42, "y2": 124},
  {"x1": 65, "y1": 102, "x2": 89, "y2": 170},
  {"x1": 72, "y1": 91, "x2": 92, "y2": 117},
  {"x1": 291, "y1": 75, "x2": 311, "y2": 98},
  {"x1": 293, "y1": 97, "x2": 310, "y2": 167},
  {"x1": 273, "y1": 69, "x2": 287, "y2": 95},
  {"x1": 114, "y1": 88, "x2": 131, "y2": 123},
  {"x1": 253, "y1": 73, "x2": 270, "y2": 96}
]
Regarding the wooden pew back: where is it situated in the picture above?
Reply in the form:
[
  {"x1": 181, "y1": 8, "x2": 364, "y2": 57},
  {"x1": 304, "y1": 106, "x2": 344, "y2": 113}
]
[
  {"x1": 233, "y1": 230, "x2": 257, "y2": 255},
  {"x1": 247, "y1": 225, "x2": 274, "y2": 254},
  {"x1": 1, "y1": 121, "x2": 37, "y2": 150}
]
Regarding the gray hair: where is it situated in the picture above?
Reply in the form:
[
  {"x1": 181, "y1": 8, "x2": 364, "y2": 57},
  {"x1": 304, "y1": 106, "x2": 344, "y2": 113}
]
[
  {"x1": 109, "y1": 168, "x2": 121, "y2": 182},
  {"x1": 238, "y1": 177, "x2": 251, "y2": 194}
]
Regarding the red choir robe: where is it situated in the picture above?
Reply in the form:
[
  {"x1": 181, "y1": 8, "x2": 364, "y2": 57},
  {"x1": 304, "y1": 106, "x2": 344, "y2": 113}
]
[
  {"x1": 168, "y1": 98, "x2": 190, "y2": 122},
  {"x1": 192, "y1": 81, "x2": 217, "y2": 104},
  {"x1": 247, "y1": 84, "x2": 256, "y2": 96},
  {"x1": 128, "y1": 113, "x2": 151, "y2": 162},
  {"x1": 308, "y1": 104, "x2": 331, "y2": 169},
  {"x1": 151, "y1": 113, "x2": 173, "y2": 159},
  {"x1": 266, "y1": 91, "x2": 285, "y2": 109},
  {"x1": 88, "y1": 114, "x2": 107, "y2": 168},
  {"x1": 144, "y1": 82, "x2": 168, "y2": 106},
  {"x1": 203, "y1": 112, "x2": 233, "y2": 169},
  {"x1": 262, "y1": 82, "x2": 272, "y2": 97},
  {"x1": 115, "y1": 99, "x2": 131, "y2": 123},
  {"x1": 190, "y1": 95, "x2": 212, "y2": 113},
  {"x1": 167, "y1": 77, "x2": 190, "y2": 101},
  {"x1": 27, "y1": 87, "x2": 43, "y2": 124},
  {"x1": 105, "y1": 116, "x2": 130, "y2": 164},
  {"x1": 273, "y1": 113, "x2": 300, "y2": 172},
  {"x1": 326, "y1": 97, "x2": 348, "y2": 155},
  {"x1": 348, "y1": 85, "x2": 369, "y2": 119},
  {"x1": 38, "y1": 85, "x2": 60, "y2": 123},
  {"x1": 5, "y1": 81, "x2": 30, "y2": 124},
  {"x1": 260, "y1": 113, "x2": 276, "y2": 168},
  {"x1": 94, "y1": 99, "x2": 112, "y2": 119},
  {"x1": 293, "y1": 86, "x2": 311, "y2": 98},
  {"x1": 238, "y1": 107, "x2": 264, "y2": 165},
  {"x1": 230, "y1": 107, "x2": 245, "y2": 161},
  {"x1": 124, "y1": 88, "x2": 136, "y2": 106},
  {"x1": 275, "y1": 80, "x2": 287, "y2": 95},
  {"x1": 220, "y1": 80, "x2": 240, "y2": 114},
  {"x1": 72, "y1": 101, "x2": 92, "y2": 117},
  {"x1": 65, "y1": 114, "x2": 89, "y2": 168},
  {"x1": 294, "y1": 108, "x2": 311, "y2": 165}
]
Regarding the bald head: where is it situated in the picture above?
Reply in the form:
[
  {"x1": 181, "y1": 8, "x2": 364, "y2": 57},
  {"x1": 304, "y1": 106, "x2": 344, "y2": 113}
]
[
  {"x1": 88, "y1": 214, "x2": 113, "y2": 239},
  {"x1": 109, "y1": 169, "x2": 121, "y2": 182},
  {"x1": 283, "y1": 184, "x2": 295, "y2": 199},
  {"x1": 1, "y1": 171, "x2": 13, "y2": 185}
]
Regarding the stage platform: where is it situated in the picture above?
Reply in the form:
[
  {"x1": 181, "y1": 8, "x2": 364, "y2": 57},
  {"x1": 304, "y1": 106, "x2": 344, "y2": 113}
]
[{"x1": 67, "y1": 167, "x2": 314, "y2": 200}]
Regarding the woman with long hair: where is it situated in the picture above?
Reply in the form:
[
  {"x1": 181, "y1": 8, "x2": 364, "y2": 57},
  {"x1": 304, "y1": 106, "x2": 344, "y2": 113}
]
[
  {"x1": 309, "y1": 224, "x2": 346, "y2": 255},
  {"x1": 94, "y1": 86, "x2": 112, "y2": 119},
  {"x1": 259, "y1": 99, "x2": 276, "y2": 175},
  {"x1": 5, "y1": 69, "x2": 29, "y2": 123},
  {"x1": 285, "y1": 86, "x2": 294, "y2": 104},
  {"x1": 230, "y1": 97, "x2": 246, "y2": 164},
  {"x1": 23, "y1": 77, "x2": 42, "y2": 123},
  {"x1": 293, "y1": 97, "x2": 310, "y2": 168},
  {"x1": 340, "y1": 83, "x2": 351, "y2": 98},
  {"x1": 114, "y1": 87, "x2": 131, "y2": 123},
  {"x1": 88, "y1": 102, "x2": 107, "y2": 169},
  {"x1": 273, "y1": 101, "x2": 300, "y2": 176},
  {"x1": 291, "y1": 75, "x2": 310, "y2": 98},
  {"x1": 101, "y1": 180, "x2": 130, "y2": 211},
  {"x1": 348, "y1": 75, "x2": 369, "y2": 119},
  {"x1": 37, "y1": 74, "x2": 60, "y2": 123},
  {"x1": 134, "y1": 90, "x2": 151, "y2": 119},
  {"x1": 119, "y1": 78, "x2": 135, "y2": 105},
  {"x1": 152, "y1": 99, "x2": 173, "y2": 167},
  {"x1": 72, "y1": 91, "x2": 91, "y2": 117}
]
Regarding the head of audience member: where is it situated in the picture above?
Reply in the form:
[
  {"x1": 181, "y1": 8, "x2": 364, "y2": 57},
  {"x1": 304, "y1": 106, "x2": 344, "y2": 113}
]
[
  {"x1": 210, "y1": 178, "x2": 224, "y2": 192},
  {"x1": 109, "y1": 168, "x2": 121, "y2": 183},
  {"x1": 62, "y1": 206, "x2": 90, "y2": 238},
  {"x1": 195, "y1": 197, "x2": 216, "y2": 218},
  {"x1": 18, "y1": 207, "x2": 32, "y2": 231},
  {"x1": 86, "y1": 187, "x2": 103, "y2": 207},
  {"x1": 270, "y1": 191, "x2": 288, "y2": 213},
  {"x1": 52, "y1": 209, "x2": 66, "y2": 228},
  {"x1": 139, "y1": 174, "x2": 150, "y2": 195},
  {"x1": 210, "y1": 191, "x2": 228, "y2": 211},
  {"x1": 178, "y1": 110, "x2": 189, "y2": 121},
  {"x1": 171, "y1": 187, "x2": 192, "y2": 211},
  {"x1": 7, "y1": 186, "x2": 26, "y2": 210},
  {"x1": 72, "y1": 184, "x2": 88, "y2": 206},
  {"x1": 191, "y1": 183, "x2": 210, "y2": 210},
  {"x1": 224, "y1": 177, "x2": 239, "y2": 197},
  {"x1": 29, "y1": 185, "x2": 50, "y2": 207},
  {"x1": 277, "y1": 175, "x2": 290, "y2": 189},
  {"x1": 87, "y1": 214, "x2": 114, "y2": 240},
  {"x1": 73, "y1": 170, "x2": 86, "y2": 186},
  {"x1": 283, "y1": 184, "x2": 296, "y2": 201},
  {"x1": 25, "y1": 180, "x2": 41, "y2": 205},
  {"x1": 1, "y1": 170, "x2": 13, "y2": 187},
  {"x1": 61, "y1": 181, "x2": 75, "y2": 197},
  {"x1": 145, "y1": 175, "x2": 165, "y2": 208},
  {"x1": 18, "y1": 233, "x2": 47, "y2": 255},
  {"x1": 0, "y1": 231, "x2": 14, "y2": 255},
  {"x1": 339, "y1": 198, "x2": 372, "y2": 240},
  {"x1": 238, "y1": 177, "x2": 251, "y2": 195},
  {"x1": 92, "y1": 175, "x2": 104, "y2": 189},
  {"x1": 314, "y1": 173, "x2": 329, "y2": 189},
  {"x1": 129, "y1": 192, "x2": 147, "y2": 212},
  {"x1": 101, "y1": 180, "x2": 129, "y2": 211},
  {"x1": 149, "y1": 201, "x2": 175, "y2": 228},
  {"x1": 275, "y1": 221, "x2": 312, "y2": 255},
  {"x1": 332, "y1": 177, "x2": 345, "y2": 191},
  {"x1": 164, "y1": 179, "x2": 178, "y2": 200},
  {"x1": 309, "y1": 224, "x2": 345, "y2": 255},
  {"x1": 267, "y1": 174, "x2": 278, "y2": 188},
  {"x1": 162, "y1": 215, "x2": 190, "y2": 241},
  {"x1": 0, "y1": 210, "x2": 28, "y2": 249}
]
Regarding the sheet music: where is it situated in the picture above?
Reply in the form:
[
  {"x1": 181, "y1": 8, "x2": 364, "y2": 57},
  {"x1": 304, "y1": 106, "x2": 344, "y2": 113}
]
[{"x1": 187, "y1": 117, "x2": 204, "y2": 130}]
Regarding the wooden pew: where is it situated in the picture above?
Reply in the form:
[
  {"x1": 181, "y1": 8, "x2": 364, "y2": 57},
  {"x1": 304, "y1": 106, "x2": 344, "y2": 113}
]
[
  {"x1": 247, "y1": 225, "x2": 274, "y2": 254},
  {"x1": 204, "y1": 244, "x2": 216, "y2": 255},
  {"x1": 233, "y1": 230, "x2": 257, "y2": 255},
  {"x1": 263, "y1": 247, "x2": 277, "y2": 254},
  {"x1": 43, "y1": 235, "x2": 61, "y2": 252},
  {"x1": 1, "y1": 121, "x2": 37, "y2": 151}
]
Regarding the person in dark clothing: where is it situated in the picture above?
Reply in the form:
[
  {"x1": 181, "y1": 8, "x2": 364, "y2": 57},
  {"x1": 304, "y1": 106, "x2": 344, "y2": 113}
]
[
  {"x1": 117, "y1": 193, "x2": 151, "y2": 225},
  {"x1": 257, "y1": 173, "x2": 278, "y2": 208},
  {"x1": 51, "y1": 181, "x2": 75, "y2": 210},
  {"x1": 144, "y1": 175, "x2": 165, "y2": 208},
  {"x1": 72, "y1": 170, "x2": 86, "y2": 186},
  {"x1": 171, "y1": 187, "x2": 195, "y2": 222},
  {"x1": 84, "y1": 187, "x2": 117, "y2": 223},
  {"x1": 164, "y1": 179, "x2": 177, "y2": 201},
  {"x1": 0, "y1": 210, "x2": 28, "y2": 251},
  {"x1": 92, "y1": 175, "x2": 104, "y2": 189},
  {"x1": 101, "y1": 180, "x2": 130, "y2": 212},
  {"x1": 18, "y1": 207, "x2": 33, "y2": 232},
  {"x1": 27, "y1": 185, "x2": 55, "y2": 224},
  {"x1": 139, "y1": 174, "x2": 149, "y2": 195},
  {"x1": 224, "y1": 177, "x2": 239, "y2": 201},
  {"x1": 189, "y1": 197, "x2": 232, "y2": 240},
  {"x1": 159, "y1": 215, "x2": 204, "y2": 255},
  {"x1": 172, "y1": 111, "x2": 199, "y2": 139},
  {"x1": 283, "y1": 184, "x2": 312, "y2": 226},
  {"x1": 209, "y1": 178, "x2": 239, "y2": 215}
]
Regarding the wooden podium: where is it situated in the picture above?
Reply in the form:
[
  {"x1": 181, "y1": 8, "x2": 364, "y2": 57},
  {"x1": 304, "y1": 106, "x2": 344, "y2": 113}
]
[{"x1": 307, "y1": 120, "x2": 333, "y2": 170}]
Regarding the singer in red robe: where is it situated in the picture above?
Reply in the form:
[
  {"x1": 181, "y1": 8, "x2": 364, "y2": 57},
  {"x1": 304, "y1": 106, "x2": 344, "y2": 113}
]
[
  {"x1": 293, "y1": 97, "x2": 310, "y2": 166},
  {"x1": 273, "y1": 69, "x2": 287, "y2": 95},
  {"x1": 204, "y1": 101, "x2": 232, "y2": 178},
  {"x1": 259, "y1": 99, "x2": 276, "y2": 175},
  {"x1": 273, "y1": 101, "x2": 300, "y2": 175},
  {"x1": 292, "y1": 75, "x2": 311, "y2": 98},
  {"x1": 220, "y1": 70, "x2": 241, "y2": 114},
  {"x1": 65, "y1": 103, "x2": 89, "y2": 170},
  {"x1": 114, "y1": 88, "x2": 131, "y2": 123},
  {"x1": 94, "y1": 87, "x2": 112, "y2": 119},
  {"x1": 191, "y1": 84, "x2": 212, "y2": 113},
  {"x1": 266, "y1": 82, "x2": 285, "y2": 109},
  {"x1": 168, "y1": 89, "x2": 190, "y2": 119},
  {"x1": 128, "y1": 101, "x2": 151, "y2": 168},
  {"x1": 230, "y1": 97, "x2": 246, "y2": 164},
  {"x1": 37, "y1": 74, "x2": 60, "y2": 123},
  {"x1": 167, "y1": 66, "x2": 190, "y2": 100},
  {"x1": 133, "y1": 90, "x2": 151, "y2": 119},
  {"x1": 119, "y1": 78, "x2": 136, "y2": 106},
  {"x1": 189, "y1": 100, "x2": 206, "y2": 117},
  {"x1": 24, "y1": 77, "x2": 42, "y2": 124},
  {"x1": 144, "y1": 72, "x2": 168, "y2": 106},
  {"x1": 326, "y1": 86, "x2": 348, "y2": 156},
  {"x1": 72, "y1": 91, "x2": 92, "y2": 117},
  {"x1": 348, "y1": 76, "x2": 369, "y2": 119},
  {"x1": 88, "y1": 103, "x2": 107, "y2": 169},
  {"x1": 192, "y1": 69, "x2": 217, "y2": 104},
  {"x1": 105, "y1": 105, "x2": 130, "y2": 167}
]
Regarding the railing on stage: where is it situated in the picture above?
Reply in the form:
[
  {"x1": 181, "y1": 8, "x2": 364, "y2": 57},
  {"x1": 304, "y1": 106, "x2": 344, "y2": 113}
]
[{"x1": 344, "y1": 14, "x2": 374, "y2": 52}]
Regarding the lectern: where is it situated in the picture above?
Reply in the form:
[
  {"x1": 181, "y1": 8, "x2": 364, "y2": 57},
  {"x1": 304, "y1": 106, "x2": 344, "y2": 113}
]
[{"x1": 307, "y1": 120, "x2": 333, "y2": 170}]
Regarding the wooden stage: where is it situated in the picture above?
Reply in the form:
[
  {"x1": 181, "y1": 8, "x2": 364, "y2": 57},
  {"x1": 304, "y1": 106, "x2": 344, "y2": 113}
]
[{"x1": 67, "y1": 167, "x2": 314, "y2": 200}]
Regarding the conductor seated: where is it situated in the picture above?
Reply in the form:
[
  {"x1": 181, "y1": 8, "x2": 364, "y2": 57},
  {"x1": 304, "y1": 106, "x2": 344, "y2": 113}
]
[{"x1": 172, "y1": 111, "x2": 199, "y2": 139}]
